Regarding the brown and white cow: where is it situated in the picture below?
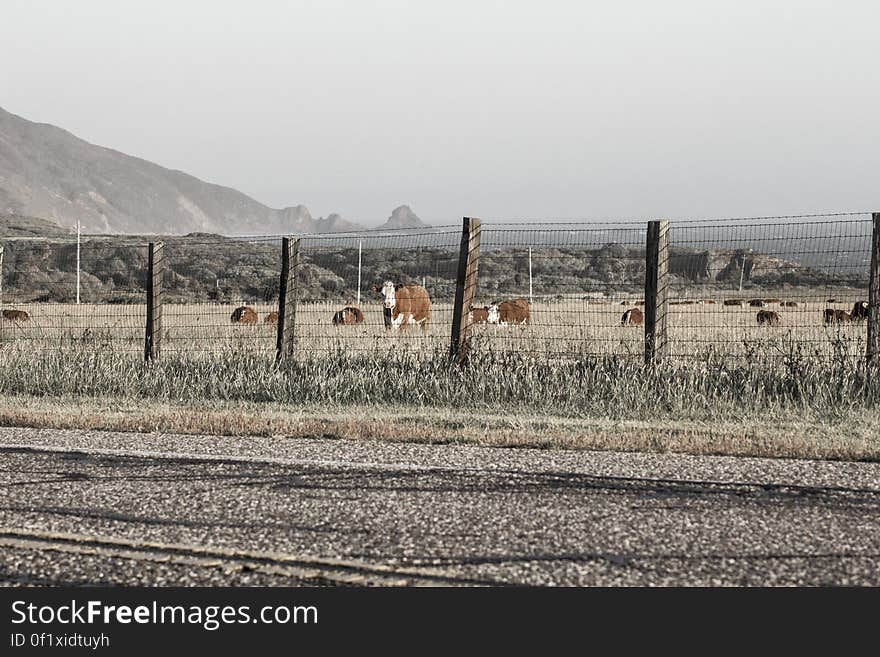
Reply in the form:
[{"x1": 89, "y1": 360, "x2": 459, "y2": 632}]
[
  {"x1": 851, "y1": 301, "x2": 869, "y2": 321},
  {"x1": 487, "y1": 299, "x2": 530, "y2": 325},
  {"x1": 470, "y1": 307, "x2": 489, "y2": 324},
  {"x1": 332, "y1": 306, "x2": 364, "y2": 326},
  {"x1": 621, "y1": 307, "x2": 644, "y2": 326},
  {"x1": 231, "y1": 306, "x2": 258, "y2": 324},
  {"x1": 756, "y1": 310, "x2": 780, "y2": 326},
  {"x1": 372, "y1": 282, "x2": 430, "y2": 331}
]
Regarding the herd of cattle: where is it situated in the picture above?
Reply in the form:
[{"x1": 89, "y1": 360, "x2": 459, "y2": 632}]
[
  {"x1": 222, "y1": 283, "x2": 871, "y2": 332},
  {"x1": 0, "y1": 283, "x2": 870, "y2": 333},
  {"x1": 613, "y1": 298, "x2": 870, "y2": 328},
  {"x1": 223, "y1": 281, "x2": 531, "y2": 330}
]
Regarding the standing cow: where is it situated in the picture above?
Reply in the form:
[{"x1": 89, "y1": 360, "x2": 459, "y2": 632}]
[
  {"x1": 756, "y1": 310, "x2": 780, "y2": 326},
  {"x1": 470, "y1": 307, "x2": 489, "y2": 324},
  {"x1": 621, "y1": 307, "x2": 644, "y2": 326},
  {"x1": 824, "y1": 308, "x2": 851, "y2": 325},
  {"x1": 372, "y1": 282, "x2": 431, "y2": 331},
  {"x1": 851, "y1": 301, "x2": 869, "y2": 321},
  {"x1": 487, "y1": 299, "x2": 530, "y2": 325}
]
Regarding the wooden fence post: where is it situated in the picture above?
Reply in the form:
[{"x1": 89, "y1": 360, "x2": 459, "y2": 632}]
[
  {"x1": 644, "y1": 220, "x2": 670, "y2": 365},
  {"x1": 450, "y1": 217, "x2": 481, "y2": 364},
  {"x1": 276, "y1": 236, "x2": 300, "y2": 362},
  {"x1": 868, "y1": 212, "x2": 880, "y2": 369},
  {"x1": 144, "y1": 241, "x2": 164, "y2": 361},
  {"x1": 0, "y1": 243, "x2": 4, "y2": 344}
]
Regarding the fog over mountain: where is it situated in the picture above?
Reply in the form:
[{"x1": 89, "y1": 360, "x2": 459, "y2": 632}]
[{"x1": 0, "y1": 106, "x2": 428, "y2": 235}]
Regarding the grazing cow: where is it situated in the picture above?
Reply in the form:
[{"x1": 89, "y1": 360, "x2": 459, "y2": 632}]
[
  {"x1": 230, "y1": 306, "x2": 258, "y2": 324},
  {"x1": 487, "y1": 299, "x2": 530, "y2": 325},
  {"x1": 700, "y1": 299, "x2": 717, "y2": 305},
  {"x1": 332, "y1": 306, "x2": 364, "y2": 326},
  {"x1": 756, "y1": 310, "x2": 780, "y2": 326},
  {"x1": 1, "y1": 309, "x2": 29, "y2": 321},
  {"x1": 851, "y1": 301, "x2": 869, "y2": 321},
  {"x1": 621, "y1": 307, "x2": 644, "y2": 326},
  {"x1": 763, "y1": 298, "x2": 782, "y2": 304},
  {"x1": 372, "y1": 282, "x2": 431, "y2": 330},
  {"x1": 265, "y1": 311, "x2": 278, "y2": 325},
  {"x1": 824, "y1": 308, "x2": 851, "y2": 325},
  {"x1": 749, "y1": 299, "x2": 766, "y2": 308},
  {"x1": 470, "y1": 307, "x2": 489, "y2": 324},
  {"x1": 781, "y1": 301, "x2": 798, "y2": 307},
  {"x1": 723, "y1": 299, "x2": 743, "y2": 307}
]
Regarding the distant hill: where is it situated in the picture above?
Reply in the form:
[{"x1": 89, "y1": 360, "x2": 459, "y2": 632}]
[
  {"x1": 0, "y1": 214, "x2": 73, "y2": 238},
  {"x1": 0, "y1": 106, "x2": 431, "y2": 235},
  {"x1": 376, "y1": 205, "x2": 430, "y2": 231}
]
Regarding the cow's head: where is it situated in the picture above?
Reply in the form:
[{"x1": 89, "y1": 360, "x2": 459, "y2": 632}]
[
  {"x1": 486, "y1": 303, "x2": 500, "y2": 324},
  {"x1": 378, "y1": 281, "x2": 397, "y2": 310}
]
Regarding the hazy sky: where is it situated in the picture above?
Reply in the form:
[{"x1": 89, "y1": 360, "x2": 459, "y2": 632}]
[{"x1": 2, "y1": 0, "x2": 878, "y2": 225}]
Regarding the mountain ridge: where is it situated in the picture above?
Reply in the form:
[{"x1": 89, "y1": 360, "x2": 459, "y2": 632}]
[{"x1": 0, "y1": 106, "x2": 430, "y2": 235}]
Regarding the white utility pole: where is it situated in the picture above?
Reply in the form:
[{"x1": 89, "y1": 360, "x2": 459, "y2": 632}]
[
  {"x1": 76, "y1": 219, "x2": 81, "y2": 304},
  {"x1": 357, "y1": 240, "x2": 362, "y2": 305},
  {"x1": 738, "y1": 256, "x2": 745, "y2": 293},
  {"x1": 528, "y1": 246, "x2": 533, "y2": 305}
]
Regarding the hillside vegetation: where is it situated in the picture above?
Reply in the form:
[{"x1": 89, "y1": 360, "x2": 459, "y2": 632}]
[{"x1": 0, "y1": 226, "x2": 862, "y2": 305}]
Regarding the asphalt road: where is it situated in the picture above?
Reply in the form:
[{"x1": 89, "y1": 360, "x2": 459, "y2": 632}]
[{"x1": 1, "y1": 427, "x2": 879, "y2": 586}]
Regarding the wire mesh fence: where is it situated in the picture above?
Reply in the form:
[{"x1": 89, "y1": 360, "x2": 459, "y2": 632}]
[
  {"x1": 0, "y1": 237, "x2": 148, "y2": 352},
  {"x1": 159, "y1": 236, "x2": 281, "y2": 355},
  {"x1": 294, "y1": 229, "x2": 461, "y2": 357},
  {"x1": 0, "y1": 212, "x2": 875, "y2": 365},
  {"x1": 666, "y1": 217, "x2": 872, "y2": 362},
  {"x1": 471, "y1": 223, "x2": 648, "y2": 358}
]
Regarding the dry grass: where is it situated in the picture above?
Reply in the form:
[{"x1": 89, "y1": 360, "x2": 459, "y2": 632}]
[
  {"x1": 0, "y1": 395, "x2": 878, "y2": 461},
  {"x1": 0, "y1": 294, "x2": 869, "y2": 362}
]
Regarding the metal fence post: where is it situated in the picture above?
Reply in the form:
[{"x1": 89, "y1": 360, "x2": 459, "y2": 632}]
[
  {"x1": 450, "y1": 217, "x2": 481, "y2": 364},
  {"x1": 276, "y1": 236, "x2": 300, "y2": 362},
  {"x1": 644, "y1": 220, "x2": 669, "y2": 365},
  {"x1": 144, "y1": 241, "x2": 164, "y2": 361},
  {"x1": 868, "y1": 212, "x2": 880, "y2": 369}
]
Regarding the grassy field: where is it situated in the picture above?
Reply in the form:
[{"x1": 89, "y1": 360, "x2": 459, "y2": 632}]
[
  {"x1": 0, "y1": 293, "x2": 870, "y2": 362},
  {"x1": 0, "y1": 293, "x2": 875, "y2": 460}
]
